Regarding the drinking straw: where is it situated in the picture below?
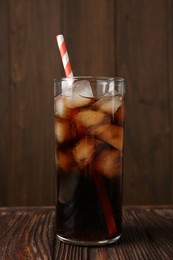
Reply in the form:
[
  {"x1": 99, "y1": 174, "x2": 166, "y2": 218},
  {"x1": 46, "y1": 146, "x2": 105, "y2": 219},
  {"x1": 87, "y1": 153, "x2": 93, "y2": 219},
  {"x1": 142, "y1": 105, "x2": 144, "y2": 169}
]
[
  {"x1": 56, "y1": 34, "x2": 73, "y2": 77},
  {"x1": 93, "y1": 173, "x2": 117, "y2": 235},
  {"x1": 56, "y1": 34, "x2": 117, "y2": 235}
]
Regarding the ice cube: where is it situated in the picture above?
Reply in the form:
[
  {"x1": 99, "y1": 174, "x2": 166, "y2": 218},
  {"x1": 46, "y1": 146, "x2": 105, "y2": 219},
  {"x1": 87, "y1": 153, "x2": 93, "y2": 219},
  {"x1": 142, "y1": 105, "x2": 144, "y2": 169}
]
[
  {"x1": 54, "y1": 95, "x2": 71, "y2": 119},
  {"x1": 55, "y1": 118, "x2": 74, "y2": 143},
  {"x1": 92, "y1": 95, "x2": 122, "y2": 114},
  {"x1": 56, "y1": 150, "x2": 75, "y2": 172},
  {"x1": 114, "y1": 104, "x2": 125, "y2": 126},
  {"x1": 76, "y1": 79, "x2": 118, "y2": 98},
  {"x1": 75, "y1": 80, "x2": 95, "y2": 98},
  {"x1": 58, "y1": 169, "x2": 80, "y2": 203},
  {"x1": 75, "y1": 109, "x2": 110, "y2": 128},
  {"x1": 89, "y1": 123, "x2": 109, "y2": 136},
  {"x1": 92, "y1": 124, "x2": 123, "y2": 151},
  {"x1": 59, "y1": 78, "x2": 74, "y2": 96},
  {"x1": 95, "y1": 80, "x2": 113, "y2": 96},
  {"x1": 72, "y1": 137, "x2": 101, "y2": 169},
  {"x1": 64, "y1": 88, "x2": 92, "y2": 109},
  {"x1": 93, "y1": 149, "x2": 122, "y2": 178}
]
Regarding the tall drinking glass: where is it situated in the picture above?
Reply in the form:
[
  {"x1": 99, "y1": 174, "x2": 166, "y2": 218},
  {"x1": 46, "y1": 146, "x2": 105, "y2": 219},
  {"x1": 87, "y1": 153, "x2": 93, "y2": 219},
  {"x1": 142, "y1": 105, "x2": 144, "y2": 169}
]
[{"x1": 54, "y1": 76, "x2": 125, "y2": 245}]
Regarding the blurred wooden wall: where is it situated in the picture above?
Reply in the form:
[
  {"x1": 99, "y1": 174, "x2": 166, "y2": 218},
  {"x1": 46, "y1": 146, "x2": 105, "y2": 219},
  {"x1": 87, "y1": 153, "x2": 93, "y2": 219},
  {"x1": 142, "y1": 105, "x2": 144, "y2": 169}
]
[{"x1": 0, "y1": 0, "x2": 172, "y2": 206}]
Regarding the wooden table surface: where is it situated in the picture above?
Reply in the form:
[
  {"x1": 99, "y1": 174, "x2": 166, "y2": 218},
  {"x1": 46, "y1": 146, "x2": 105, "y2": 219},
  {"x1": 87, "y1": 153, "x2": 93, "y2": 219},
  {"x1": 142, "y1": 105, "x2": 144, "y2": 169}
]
[{"x1": 0, "y1": 206, "x2": 172, "y2": 259}]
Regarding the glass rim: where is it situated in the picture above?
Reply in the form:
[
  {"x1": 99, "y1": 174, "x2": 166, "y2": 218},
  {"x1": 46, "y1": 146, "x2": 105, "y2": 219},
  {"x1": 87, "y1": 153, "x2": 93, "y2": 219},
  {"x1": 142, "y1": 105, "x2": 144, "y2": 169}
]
[{"x1": 54, "y1": 76, "x2": 125, "y2": 83}]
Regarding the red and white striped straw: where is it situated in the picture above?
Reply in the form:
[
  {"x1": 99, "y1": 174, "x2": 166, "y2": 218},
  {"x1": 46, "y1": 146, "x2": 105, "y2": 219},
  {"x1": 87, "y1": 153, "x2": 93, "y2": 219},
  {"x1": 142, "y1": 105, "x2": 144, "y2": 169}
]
[{"x1": 56, "y1": 34, "x2": 73, "y2": 77}]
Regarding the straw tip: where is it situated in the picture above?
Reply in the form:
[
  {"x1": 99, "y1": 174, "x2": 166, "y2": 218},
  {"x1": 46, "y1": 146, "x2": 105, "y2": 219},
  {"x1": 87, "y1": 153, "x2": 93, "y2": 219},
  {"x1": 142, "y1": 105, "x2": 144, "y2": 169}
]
[{"x1": 56, "y1": 34, "x2": 64, "y2": 39}]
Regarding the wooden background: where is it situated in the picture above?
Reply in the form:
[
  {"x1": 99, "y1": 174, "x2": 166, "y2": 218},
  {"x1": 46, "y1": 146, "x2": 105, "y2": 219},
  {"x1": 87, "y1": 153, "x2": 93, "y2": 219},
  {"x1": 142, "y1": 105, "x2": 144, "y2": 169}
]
[{"x1": 0, "y1": 0, "x2": 172, "y2": 206}]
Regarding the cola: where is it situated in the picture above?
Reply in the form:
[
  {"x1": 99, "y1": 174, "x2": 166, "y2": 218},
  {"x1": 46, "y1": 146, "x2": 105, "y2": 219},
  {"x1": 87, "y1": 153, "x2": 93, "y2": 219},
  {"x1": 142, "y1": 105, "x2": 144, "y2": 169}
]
[{"x1": 54, "y1": 77, "x2": 125, "y2": 245}]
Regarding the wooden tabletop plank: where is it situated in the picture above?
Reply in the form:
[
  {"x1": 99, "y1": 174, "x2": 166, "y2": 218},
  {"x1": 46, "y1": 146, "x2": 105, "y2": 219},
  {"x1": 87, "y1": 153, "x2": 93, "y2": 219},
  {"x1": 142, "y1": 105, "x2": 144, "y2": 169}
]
[
  {"x1": 0, "y1": 207, "x2": 55, "y2": 259},
  {"x1": 0, "y1": 207, "x2": 172, "y2": 259}
]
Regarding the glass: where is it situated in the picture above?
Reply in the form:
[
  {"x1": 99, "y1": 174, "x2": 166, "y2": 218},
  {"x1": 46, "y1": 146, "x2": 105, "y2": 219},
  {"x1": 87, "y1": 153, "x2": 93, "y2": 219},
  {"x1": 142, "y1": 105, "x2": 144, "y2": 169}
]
[{"x1": 54, "y1": 76, "x2": 125, "y2": 246}]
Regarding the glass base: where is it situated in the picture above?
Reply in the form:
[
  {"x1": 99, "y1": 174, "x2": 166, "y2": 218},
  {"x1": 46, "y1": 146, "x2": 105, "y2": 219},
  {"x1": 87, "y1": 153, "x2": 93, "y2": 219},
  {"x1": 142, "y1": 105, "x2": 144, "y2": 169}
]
[{"x1": 57, "y1": 234, "x2": 121, "y2": 246}]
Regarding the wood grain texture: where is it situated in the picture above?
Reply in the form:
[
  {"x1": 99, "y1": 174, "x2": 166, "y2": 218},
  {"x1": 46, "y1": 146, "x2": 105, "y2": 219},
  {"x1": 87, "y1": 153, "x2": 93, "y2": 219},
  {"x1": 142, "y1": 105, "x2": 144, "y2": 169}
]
[
  {"x1": 167, "y1": 0, "x2": 173, "y2": 202},
  {"x1": 61, "y1": 0, "x2": 116, "y2": 76},
  {"x1": 0, "y1": 207, "x2": 55, "y2": 259},
  {"x1": 3, "y1": 0, "x2": 63, "y2": 206},
  {"x1": 0, "y1": 0, "x2": 10, "y2": 205},
  {"x1": 0, "y1": 207, "x2": 172, "y2": 259},
  {"x1": 116, "y1": 0, "x2": 173, "y2": 204}
]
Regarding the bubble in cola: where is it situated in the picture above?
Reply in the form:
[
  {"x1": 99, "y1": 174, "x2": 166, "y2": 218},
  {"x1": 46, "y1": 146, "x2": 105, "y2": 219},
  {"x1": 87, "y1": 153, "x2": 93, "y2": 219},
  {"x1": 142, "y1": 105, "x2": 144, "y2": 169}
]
[{"x1": 54, "y1": 78, "x2": 125, "y2": 244}]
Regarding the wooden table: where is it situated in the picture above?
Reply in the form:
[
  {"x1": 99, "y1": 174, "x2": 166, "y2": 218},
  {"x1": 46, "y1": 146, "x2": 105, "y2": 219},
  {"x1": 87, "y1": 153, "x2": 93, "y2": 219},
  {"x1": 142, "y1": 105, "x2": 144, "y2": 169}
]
[{"x1": 0, "y1": 206, "x2": 172, "y2": 259}]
